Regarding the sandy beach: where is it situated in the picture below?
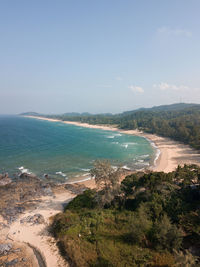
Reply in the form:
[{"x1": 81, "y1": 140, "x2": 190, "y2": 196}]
[
  {"x1": 1, "y1": 189, "x2": 75, "y2": 267},
  {"x1": 24, "y1": 115, "x2": 200, "y2": 174}
]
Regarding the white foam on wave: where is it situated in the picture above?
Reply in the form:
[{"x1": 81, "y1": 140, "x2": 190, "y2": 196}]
[
  {"x1": 18, "y1": 166, "x2": 32, "y2": 175},
  {"x1": 136, "y1": 162, "x2": 150, "y2": 166},
  {"x1": 121, "y1": 142, "x2": 137, "y2": 148},
  {"x1": 112, "y1": 141, "x2": 119, "y2": 144},
  {"x1": 147, "y1": 139, "x2": 161, "y2": 165},
  {"x1": 68, "y1": 177, "x2": 93, "y2": 184},
  {"x1": 138, "y1": 154, "x2": 149, "y2": 159},
  {"x1": 82, "y1": 173, "x2": 90, "y2": 177},
  {"x1": 144, "y1": 137, "x2": 161, "y2": 166},
  {"x1": 125, "y1": 142, "x2": 137, "y2": 145},
  {"x1": 121, "y1": 144, "x2": 128, "y2": 148},
  {"x1": 56, "y1": 171, "x2": 67, "y2": 177},
  {"x1": 122, "y1": 165, "x2": 131, "y2": 170},
  {"x1": 114, "y1": 133, "x2": 122, "y2": 136},
  {"x1": 81, "y1": 168, "x2": 90, "y2": 172},
  {"x1": 106, "y1": 135, "x2": 115, "y2": 138},
  {"x1": 154, "y1": 149, "x2": 161, "y2": 165},
  {"x1": 112, "y1": 165, "x2": 118, "y2": 171}
]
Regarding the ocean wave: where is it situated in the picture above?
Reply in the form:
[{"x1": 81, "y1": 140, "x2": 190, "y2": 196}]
[
  {"x1": 138, "y1": 154, "x2": 149, "y2": 159},
  {"x1": 154, "y1": 149, "x2": 161, "y2": 165},
  {"x1": 82, "y1": 173, "x2": 90, "y2": 177},
  {"x1": 106, "y1": 135, "x2": 115, "y2": 138},
  {"x1": 144, "y1": 138, "x2": 160, "y2": 166},
  {"x1": 18, "y1": 166, "x2": 32, "y2": 175},
  {"x1": 68, "y1": 177, "x2": 92, "y2": 184},
  {"x1": 111, "y1": 165, "x2": 118, "y2": 171},
  {"x1": 136, "y1": 162, "x2": 150, "y2": 166},
  {"x1": 125, "y1": 142, "x2": 137, "y2": 145},
  {"x1": 121, "y1": 144, "x2": 128, "y2": 148},
  {"x1": 81, "y1": 168, "x2": 90, "y2": 172},
  {"x1": 121, "y1": 142, "x2": 137, "y2": 148},
  {"x1": 122, "y1": 165, "x2": 131, "y2": 170},
  {"x1": 56, "y1": 171, "x2": 67, "y2": 177},
  {"x1": 112, "y1": 142, "x2": 119, "y2": 144}
]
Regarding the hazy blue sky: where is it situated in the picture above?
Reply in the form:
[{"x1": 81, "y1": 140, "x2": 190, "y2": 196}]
[{"x1": 0, "y1": 0, "x2": 200, "y2": 114}]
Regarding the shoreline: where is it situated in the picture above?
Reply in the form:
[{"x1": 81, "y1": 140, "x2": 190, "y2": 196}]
[{"x1": 24, "y1": 115, "x2": 200, "y2": 180}]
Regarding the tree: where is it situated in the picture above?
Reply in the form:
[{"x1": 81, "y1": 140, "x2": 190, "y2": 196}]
[{"x1": 90, "y1": 160, "x2": 122, "y2": 207}]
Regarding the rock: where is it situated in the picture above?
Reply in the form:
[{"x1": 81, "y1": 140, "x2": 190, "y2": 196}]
[
  {"x1": 0, "y1": 173, "x2": 9, "y2": 179},
  {"x1": 5, "y1": 258, "x2": 18, "y2": 266},
  {"x1": 0, "y1": 243, "x2": 12, "y2": 255},
  {"x1": 0, "y1": 222, "x2": 9, "y2": 230},
  {"x1": 12, "y1": 248, "x2": 21, "y2": 253},
  {"x1": 0, "y1": 173, "x2": 55, "y2": 222},
  {"x1": 20, "y1": 214, "x2": 45, "y2": 225},
  {"x1": 19, "y1": 173, "x2": 37, "y2": 179},
  {"x1": 0, "y1": 177, "x2": 12, "y2": 186},
  {"x1": 65, "y1": 183, "x2": 87, "y2": 194},
  {"x1": 42, "y1": 185, "x2": 53, "y2": 196}
]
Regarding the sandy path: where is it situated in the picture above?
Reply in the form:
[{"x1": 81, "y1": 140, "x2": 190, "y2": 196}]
[{"x1": 7, "y1": 191, "x2": 75, "y2": 267}]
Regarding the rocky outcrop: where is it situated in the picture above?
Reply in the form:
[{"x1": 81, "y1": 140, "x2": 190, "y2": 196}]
[
  {"x1": 0, "y1": 243, "x2": 13, "y2": 256},
  {"x1": 0, "y1": 242, "x2": 38, "y2": 267},
  {"x1": 0, "y1": 173, "x2": 12, "y2": 186},
  {"x1": 0, "y1": 174, "x2": 53, "y2": 223},
  {"x1": 20, "y1": 214, "x2": 45, "y2": 225}
]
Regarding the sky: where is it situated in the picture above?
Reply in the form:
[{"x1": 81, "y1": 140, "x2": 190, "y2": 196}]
[{"x1": 0, "y1": 0, "x2": 200, "y2": 114}]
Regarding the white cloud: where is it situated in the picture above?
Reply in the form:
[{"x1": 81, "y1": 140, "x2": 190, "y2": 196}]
[
  {"x1": 153, "y1": 82, "x2": 189, "y2": 91},
  {"x1": 116, "y1": 76, "x2": 123, "y2": 81},
  {"x1": 157, "y1": 27, "x2": 192, "y2": 37},
  {"x1": 128, "y1": 85, "x2": 144, "y2": 93}
]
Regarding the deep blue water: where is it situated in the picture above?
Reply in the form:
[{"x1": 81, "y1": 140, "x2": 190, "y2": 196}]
[{"x1": 0, "y1": 116, "x2": 155, "y2": 183}]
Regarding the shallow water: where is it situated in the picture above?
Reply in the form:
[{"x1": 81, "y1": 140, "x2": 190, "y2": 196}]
[{"x1": 0, "y1": 116, "x2": 156, "y2": 183}]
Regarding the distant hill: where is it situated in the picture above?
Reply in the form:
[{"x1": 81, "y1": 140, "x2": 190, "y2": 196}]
[
  {"x1": 21, "y1": 103, "x2": 199, "y2": 118},
  {"x1": 119, "y1": 103, "x2": 200, "y2": 116},
  {"x1": 20, "y1": 112, "x2": 42, "y2": 116}
]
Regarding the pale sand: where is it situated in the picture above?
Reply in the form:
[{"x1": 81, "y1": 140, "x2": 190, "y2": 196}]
[
  {"x1": 24, "y1": 115, "x2": 200, "y2": 173},
  {"x1": 5, "y1": 191, "x2": 75, "y2": 267}
]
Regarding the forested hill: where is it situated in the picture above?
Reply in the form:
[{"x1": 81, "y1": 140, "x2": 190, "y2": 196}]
[{"x1": 44, "y1": 103, "x2": 200, "y2": 150}]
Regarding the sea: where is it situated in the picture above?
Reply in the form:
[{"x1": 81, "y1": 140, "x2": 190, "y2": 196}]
[{"x1": 0, "y1": 115, "x2": 157, "y2": 183}]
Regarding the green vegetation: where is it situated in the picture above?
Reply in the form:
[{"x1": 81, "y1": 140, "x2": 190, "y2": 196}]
[
  {"x1": 46, "y1": 103, "x2": 200, "y2": 150},
  {"x1": 52, "y1": 163, "x2": 200, "y2": 266}
]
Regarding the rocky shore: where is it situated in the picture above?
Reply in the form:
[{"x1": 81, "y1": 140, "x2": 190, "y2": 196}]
[{"x1": 0, "y1": 173, "x2": 88, "y2": 267}]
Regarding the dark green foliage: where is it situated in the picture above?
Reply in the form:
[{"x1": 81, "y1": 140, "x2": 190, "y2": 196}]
[
  {"x1": 52, "y1": 165, "x2": 200, "y2": 266},
  {"x1": 151, "y1": 214, "x2": 183, "y2": 251},
  {"x1": 66, "y1": 189, "x2": 97, "y2": 211}
]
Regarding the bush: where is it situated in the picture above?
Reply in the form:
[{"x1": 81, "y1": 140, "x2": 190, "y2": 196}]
[
  {"x1": 151, "y1": 214, "x2": 183, "y2": 251},
  {"x1": 66, "y1": 189, "x2": 97, "y2": 211}
]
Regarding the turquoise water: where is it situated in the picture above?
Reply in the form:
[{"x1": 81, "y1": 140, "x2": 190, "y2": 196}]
[{"x1": 0, "y1": 116, "x2": 155, "y2": 183}]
